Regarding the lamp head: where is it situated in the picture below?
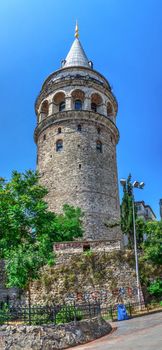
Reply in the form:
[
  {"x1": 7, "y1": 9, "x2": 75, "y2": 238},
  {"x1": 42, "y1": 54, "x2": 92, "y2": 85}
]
[
  {"x1": 120, "y1": 179, "x2": 126, "y2": 186},
  {"x1": 139, "y1": 182, "x2": 145, "y2": 189},
  {"x1": 133, "y1": 181, "x2": 140, "y2": 188}
]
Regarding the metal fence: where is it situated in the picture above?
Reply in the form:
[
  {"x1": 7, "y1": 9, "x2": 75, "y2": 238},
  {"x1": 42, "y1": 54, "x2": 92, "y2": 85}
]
[
  {"x1": 0, "y1": 300, "x2": 161, "y2": 325},
  {"x1": 0, "y1": 302, "x2": 101, "y2": 325},
  {"x1": 100, "y1": 301, "x2": 162, "y2": 321}
]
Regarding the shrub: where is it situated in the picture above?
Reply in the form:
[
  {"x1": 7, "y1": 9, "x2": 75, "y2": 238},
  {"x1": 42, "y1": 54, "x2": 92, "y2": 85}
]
[
  {"x1": 147, "y1": 279, "x2": 162, "y2": 297},
  {"x1": 56, "y1": 305, "x2": 82, "y2": 324},
  {"x1": 0, "y1": 303, "x2": 10, "y2": 325},
  {"x1": 31, "y1": 313, "x2": 52, "y2": 325}
]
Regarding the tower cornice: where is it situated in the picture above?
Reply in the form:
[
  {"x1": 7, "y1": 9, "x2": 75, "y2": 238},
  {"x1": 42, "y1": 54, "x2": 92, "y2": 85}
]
[{"x1": 34, "y1": 110, "x2": 119, "y2": 144}]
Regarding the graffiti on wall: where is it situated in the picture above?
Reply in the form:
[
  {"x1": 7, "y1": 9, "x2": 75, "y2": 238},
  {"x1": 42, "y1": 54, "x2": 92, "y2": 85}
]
[{"x1": 66, "y1": 287, "x2": 138, "y2": 303}]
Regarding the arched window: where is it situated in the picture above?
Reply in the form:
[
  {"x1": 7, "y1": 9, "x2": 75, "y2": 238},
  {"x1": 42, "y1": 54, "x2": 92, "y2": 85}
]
[
  {"x1": 91, "y1": 102, "x2": 97, "y2": 112},
  {"x1": 59, "y1": 101, "x2": 65, "y2": 112},
  {"x1": 75, "y1": 100, "x2": 82, "y2": 110},
  {"x1": 40, "y1": 100, "x2": 49, "y2": 119},
  {"x1": 53, "y1": 92, "x2": 65, "y2": 113},
  {"x1": 77, "y1": 124, "x2": 82, "y2": 132},
  {"x1": 96, "y1": 140, "x2": 102, "y2": 153},
  {"x1": 72, "y1": 89, "x2": 85, "y2": 110},
  {"x1": 56, "y1": 140, "x2": 63, "y2": 152},
  {"x1": 107, "y1": 102, "x2": 113, "y2": 116},
  {"x1": 91, "y1": 93, "x2": 103, "y2": 113},
  {"x1": 97, "y1": 127, "x2": 100, "y2": 134},
  {"x1": 58, "y1": 127, "x2": 61, "y2": 134}
]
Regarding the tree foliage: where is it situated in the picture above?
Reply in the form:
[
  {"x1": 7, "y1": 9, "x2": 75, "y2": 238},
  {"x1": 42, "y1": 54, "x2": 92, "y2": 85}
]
[
  {"x1": 147, "y1": 279, "x2": 162, "y2": 298},
  {"x1": 120, "y1": 174, "x2": 146, "y2": 248},
  {"x1": 142, "y1": 221, "x2": 162, "y2": 266},
  {"x1": 139, "y1": 220, "x2": 162, "y2": 299},
  {"x1": 120, "y1": 174, "x2": 134, "y2": 247},
  {"x1": 135, "y1": 217, "x2": 146, "y2": 247},
  {"x1": 0, "y1": 170, "x2": 84, "y2": 291}
]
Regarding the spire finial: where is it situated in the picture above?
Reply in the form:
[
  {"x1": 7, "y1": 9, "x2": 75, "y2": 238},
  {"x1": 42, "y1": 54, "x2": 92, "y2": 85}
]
[{"x1": 75, "y1": 20, "x2": 79, "y2": 38}]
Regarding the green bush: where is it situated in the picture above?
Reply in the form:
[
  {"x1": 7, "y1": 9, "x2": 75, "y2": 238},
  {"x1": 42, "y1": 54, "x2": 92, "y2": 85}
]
[
  {"x1": 147, "y1": 279, "x2": 162, "y2": 297},
  {"x1": 31, "y1": 313, "x2": 52, "y2": 325},
  {"x1": 0, "y1": 303, "x2": 10, "y2": 325},
  {"x1": 56, "y1": 305, "x2": 83, "y2": 324}
]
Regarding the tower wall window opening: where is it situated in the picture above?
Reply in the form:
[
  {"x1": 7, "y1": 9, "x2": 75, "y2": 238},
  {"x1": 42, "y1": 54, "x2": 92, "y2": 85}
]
[
  {"x1": 91, "y1": 102, "x2": 97, "y2": 112},
  {"x1": 43, "y1": 134, "x2": 46, "y2": 141},
  {"x1": 53, "y1": 92, "x2": 65, "y2": 113},
  {"x1": 91, "y1": 93, "x2": 103, "y2": 114},
  {"x1": 77, "y1": 124, "x2": 82, "y2": 132},
  {"x1": 40, "y1": 100, "x2": 49, "y2": 119},
  {"x1": 56, "y1": 140, "x2": 63, "y2": 152},
  {"x1": 71, "y1": 89, "x2": 85, "y2": 110},
  {"x1": 97, "y1": 127, "x2": 101, "y2": 134},
  {"x1": 96, "y1": 140, "x2": 102, "y2": 153},
  {"x1": 83, "y1": 243, "x2": 90, "y2": 252},
  {"x1": 107, "y1": 102, "x2": 113, "y2": 116},
  {"x1": 58, "y1": 127, "x2": 62, "y2": 134},
  {"x1": 59, "y1": 101, "x2": 65, "y2": 111},
  {"x1": 75, "y1": 99, "x2": 82, "y2": 110}
]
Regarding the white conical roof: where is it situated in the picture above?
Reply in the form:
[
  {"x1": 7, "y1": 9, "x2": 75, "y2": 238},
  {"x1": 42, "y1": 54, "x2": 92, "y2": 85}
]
[{"x1": 64, "y1": 38, "x2": 90, "y2": 68}]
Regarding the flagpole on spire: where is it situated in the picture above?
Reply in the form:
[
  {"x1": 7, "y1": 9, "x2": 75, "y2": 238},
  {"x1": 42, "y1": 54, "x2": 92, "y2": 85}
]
[{"x1": 75, "y1": 20, "x2": 79, "y2": 38}]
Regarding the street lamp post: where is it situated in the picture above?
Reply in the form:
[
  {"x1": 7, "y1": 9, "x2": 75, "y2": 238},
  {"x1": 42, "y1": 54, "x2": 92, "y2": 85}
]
[{"x1": 120, "y1": 178, "x2": 145, "y2": 306}]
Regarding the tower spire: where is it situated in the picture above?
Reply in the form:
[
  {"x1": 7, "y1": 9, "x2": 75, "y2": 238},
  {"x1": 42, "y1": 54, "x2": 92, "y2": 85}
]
[
  {"x1": 75, "y1": 20, "x2": 79, "y2": 38},
  {"x1": 63, "y1": 21, "x2": 90, "y2": 68}
]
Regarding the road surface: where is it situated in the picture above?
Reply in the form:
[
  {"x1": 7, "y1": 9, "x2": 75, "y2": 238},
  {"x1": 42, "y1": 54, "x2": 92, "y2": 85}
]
[{"x1": 68, "y1": 312, "x2": 162, "y2": 350}]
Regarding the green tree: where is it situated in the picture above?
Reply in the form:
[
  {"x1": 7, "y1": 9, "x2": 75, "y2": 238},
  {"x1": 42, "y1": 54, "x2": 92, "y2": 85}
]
[
  {"x1": 0, "y1": 170, "x2": 84, "y2": 312},
  {"x1": 147, "y1": 279, "x2": 162, "y2": 298},
  {"x1": 142, "y1": 221, "x2": 162, "y2": 265},
  {"x1": 120, "y1": 174, "x2": 146, "y2": 248},
  {"x1": 136, "y1": 217, "x2": 146, "y2": 247},
  {"x1": 120, "y1": 174, "x2": 134, "y2": 248},
  {"x1": 140, "y1": 220, "x2": 162, "y2": 299}
]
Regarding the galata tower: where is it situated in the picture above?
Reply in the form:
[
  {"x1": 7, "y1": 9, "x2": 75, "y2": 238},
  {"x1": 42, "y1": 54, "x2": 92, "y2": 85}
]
[{"x1": 34, "y1": 24, "x2": 121, "y2": 241}]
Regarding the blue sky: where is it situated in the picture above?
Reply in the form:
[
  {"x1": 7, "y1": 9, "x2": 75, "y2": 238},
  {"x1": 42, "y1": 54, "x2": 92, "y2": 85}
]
[{"x1": 0, "y1": 0, "x2": 162, "y2": 218}]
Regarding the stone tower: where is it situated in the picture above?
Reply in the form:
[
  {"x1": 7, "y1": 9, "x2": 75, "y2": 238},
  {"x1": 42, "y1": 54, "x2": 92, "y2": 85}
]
[{"x1": 34, "y1": 25, "x2": 121, "y2": 241}]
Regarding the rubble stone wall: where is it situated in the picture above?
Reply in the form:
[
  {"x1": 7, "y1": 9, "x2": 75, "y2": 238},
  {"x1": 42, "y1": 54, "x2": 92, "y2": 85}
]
[
  {"x1": 0, "y1": 317, "x2": 111, "y2": 350},
  {"x1": 28, "y1": 251, "x2": 143, "y2": 307}
]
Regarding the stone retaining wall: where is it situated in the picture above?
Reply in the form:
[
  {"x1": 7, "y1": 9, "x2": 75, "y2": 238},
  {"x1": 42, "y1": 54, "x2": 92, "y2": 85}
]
[
  {"x1": 28, "y1": 251, "x2": 142, "y2": 307},
  {"x1": 0, "y1": 317, "x2": 111, "y2": 350}
]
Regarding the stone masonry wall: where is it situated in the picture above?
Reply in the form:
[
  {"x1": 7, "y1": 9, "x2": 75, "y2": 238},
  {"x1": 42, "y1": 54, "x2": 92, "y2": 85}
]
[
  {"x1": 28, "y1": 251, "x2": 142, "y2": 307},
  {"x1": 0, "y1": 317, "x2": 112, "y2": 350},
  {"x1": 35, "y1": 64, "x2": 121, "y2": 242},
  {"x1": 37, "y1": 111, "x2": 121, "y2": 241}
]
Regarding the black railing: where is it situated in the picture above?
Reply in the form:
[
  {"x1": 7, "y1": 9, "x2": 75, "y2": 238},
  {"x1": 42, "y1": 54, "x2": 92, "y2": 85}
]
[
  {"x1": 100, "y1": 301, "x2": 162, "y2": 321},
  {"x1": 0, "y1": 300, "x2": 161, "y2": 325},
  {"x1": 0, "y1": 302, "x2": 101, "y2": 325}
]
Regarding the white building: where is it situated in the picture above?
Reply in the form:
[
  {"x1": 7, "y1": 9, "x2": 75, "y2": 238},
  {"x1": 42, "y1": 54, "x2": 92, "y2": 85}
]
[{"x1": 135, "y1": 201, "x2": 156, "y2": 222}]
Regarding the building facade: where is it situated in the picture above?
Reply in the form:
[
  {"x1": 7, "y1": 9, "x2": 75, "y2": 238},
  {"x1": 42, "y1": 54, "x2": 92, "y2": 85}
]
[
  {"x1": 34, "y1": 26, "x2": 121, "y2": 241},
  {"x1": 135, "y1": 201, "x2": 156, "y2": 222}
]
